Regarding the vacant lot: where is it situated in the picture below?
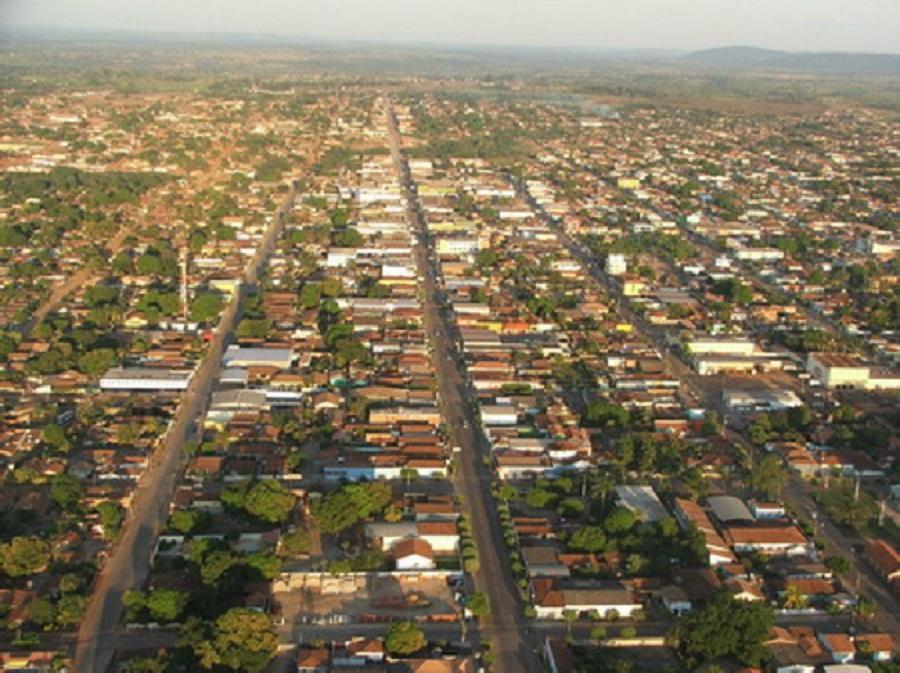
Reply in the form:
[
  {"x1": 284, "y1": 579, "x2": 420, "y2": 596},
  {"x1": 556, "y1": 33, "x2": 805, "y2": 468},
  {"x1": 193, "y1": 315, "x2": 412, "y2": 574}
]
[{"x1": 273, "y1": 571, "x2": 460, "y2": 624}]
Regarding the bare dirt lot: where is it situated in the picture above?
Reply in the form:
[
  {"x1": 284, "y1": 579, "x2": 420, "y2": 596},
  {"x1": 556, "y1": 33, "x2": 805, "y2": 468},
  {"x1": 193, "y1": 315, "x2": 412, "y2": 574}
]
[{"x1": 273, "y1": 572, "x2": 460, "y2": 625}]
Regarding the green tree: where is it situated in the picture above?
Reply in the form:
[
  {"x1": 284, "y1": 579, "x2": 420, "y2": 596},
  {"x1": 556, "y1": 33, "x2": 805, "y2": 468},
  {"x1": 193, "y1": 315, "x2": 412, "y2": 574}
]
[
  {"x1": 818, "y1": 479, "x2": 878, "y2": 530},
  {"x1": 750, "y1": 455, "x2": 787, "y2": 500},
  {"x1": 77, "y1": 347, "x2": 118, "y2": 376},
  {"x1": 278, "y1": 530, "x2": 311, "y2": 558},
  {"x1": 50, "y1": 473, "x2": 84, "y2": 512},
  {"x1": 569, "y1": 526, "x2": 606, "y2": 553},
  {"x1": 605, "y1": 507, "x2": 638, "y2": 535},
  {"x1": 147, "y1": 589, "x2": 187, "y2": 623},
  {"x1": 671, "y1": 591, "x2": 773, "y2": 668},
  {"x1": 184, "y1": 609, "x2": 278, "y2": 673},
  {"x1": 223, "y1": 480, "x2": 297, "y2": 524},
  {"x1": 824, "y1": 555, "x2": 851, "y2": 576},
  {"x1": 56, "y1": 594, "x2": 86, "y2": 628},
  {"x1": 468, "y1": 591, "x2": 491, "y2": 618},
  {"x1": 385, "y1": 620, "x2": 426, "y2": 656},
  {"x1": 190, "y1": 292, "x2": 225, "y2": 323},
  {"x1": 122, "y1": 656, "x2": 170, "y2": 673},
  {"x1": 96, "y1": 501, "x2": 124, "y2": 538},
  {"x1": 42, "y1": 423, "x2": 71, "y2": 453},
  {"x1": 28, "y1": 597, "x2": 56, "y2": 626}
]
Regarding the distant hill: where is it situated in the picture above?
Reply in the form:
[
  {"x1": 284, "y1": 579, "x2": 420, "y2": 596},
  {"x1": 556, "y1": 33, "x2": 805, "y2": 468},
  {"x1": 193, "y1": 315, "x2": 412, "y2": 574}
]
[{"x1": 684, "y1": 46, "x2": 900, "y2": 75}]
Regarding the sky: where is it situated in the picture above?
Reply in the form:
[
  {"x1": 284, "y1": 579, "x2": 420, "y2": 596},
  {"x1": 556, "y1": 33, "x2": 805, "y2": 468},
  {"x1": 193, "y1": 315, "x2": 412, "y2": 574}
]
[{"x1": 2, "y1": 0, "x2": 899, "y2": 53}]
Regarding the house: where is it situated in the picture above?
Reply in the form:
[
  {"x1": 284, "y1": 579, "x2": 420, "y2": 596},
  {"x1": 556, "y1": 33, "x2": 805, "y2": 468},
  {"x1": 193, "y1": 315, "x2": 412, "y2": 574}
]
[
  {"x1": 544, "y1": 637, "x2": 575, "y2": 673},
  {"x1": 864, "y1": 539, "x2": 900, "y2": 583},
  {"x1": 766, "y1": 626, "x2": 829, "y2": 673},
  {"x1": 404, "y1": 658, "x2": 475, "y2": 673},
  {"x1": 532, "y1": 578, "x2": 642, "y2": 620},
  {"x1": 855, "y1": 634, "x2": 895, "y2": 662},
  {"x1": 659, "y1": 567, "x2": 722, "y2": 614},
  {"x1": 392, "y1": 538, "x2": 436, "y2": 571},
  {"x1": 329, "y1": 638, "x2": 387, "y2": 667},
  {"x1": 365, "y1": 521, "x2": 459, "y2": 555},
  {"x1": 750, "y1": 501, "x2": 787, "y2": 520},
  {"x1": 0, "y1": 651, "x2": 62, "y2": 673},
  {"x1": 723, "y1": 524, "x2": 813, "y2": 557},
  {"x1": 819, "y1": 634, "x2": 857, "y2": 664}
]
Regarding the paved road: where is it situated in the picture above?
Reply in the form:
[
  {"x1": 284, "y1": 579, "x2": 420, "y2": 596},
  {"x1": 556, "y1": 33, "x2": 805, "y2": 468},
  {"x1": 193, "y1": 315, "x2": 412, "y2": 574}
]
[
  {"x1": 72, "y1": 182, "x2": 300, "y2": 673},
  {"x1": 20, "y1": 223, "x2": 135, "y2": 338},
  {"x1": 518, "y1": 175, "x2": 900, "y2": 637},
  {"x1": 385, "y1": 101, "x2": 543, "y2": 673},
  {"x1": 784, "y1": 481, "x2": 900, "y2": 640}
]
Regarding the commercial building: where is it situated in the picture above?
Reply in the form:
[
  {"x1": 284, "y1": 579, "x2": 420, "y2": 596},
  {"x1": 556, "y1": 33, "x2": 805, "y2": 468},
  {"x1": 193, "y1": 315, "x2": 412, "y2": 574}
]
[{"x1": 99, "y1": 367, "x2": 193, "y2": 392}]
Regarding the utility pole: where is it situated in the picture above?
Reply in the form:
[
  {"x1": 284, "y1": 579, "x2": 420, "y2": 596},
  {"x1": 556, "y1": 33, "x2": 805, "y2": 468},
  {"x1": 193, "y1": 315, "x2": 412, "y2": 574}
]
[{"x1": 180, "y1": 247, "x2": 189, "y2": 324}]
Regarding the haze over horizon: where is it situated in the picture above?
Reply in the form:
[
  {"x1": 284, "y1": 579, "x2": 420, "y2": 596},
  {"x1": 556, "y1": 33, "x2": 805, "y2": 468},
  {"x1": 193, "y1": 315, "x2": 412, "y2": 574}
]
[{"x1": 2, "y1": 0, "x2": 899, "y2": 54}]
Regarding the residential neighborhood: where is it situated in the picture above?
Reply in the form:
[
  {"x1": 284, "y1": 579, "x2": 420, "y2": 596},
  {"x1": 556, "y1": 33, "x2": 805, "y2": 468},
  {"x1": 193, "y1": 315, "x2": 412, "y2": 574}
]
[{"x1": 0, "y1": 26, "x2": 897, "y2": 673}]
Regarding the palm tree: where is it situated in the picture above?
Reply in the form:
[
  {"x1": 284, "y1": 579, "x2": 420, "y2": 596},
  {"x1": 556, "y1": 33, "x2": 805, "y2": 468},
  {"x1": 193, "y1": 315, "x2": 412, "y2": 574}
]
[{"x1": 782, "y1": 584, "x2": 809, "y2": 609}]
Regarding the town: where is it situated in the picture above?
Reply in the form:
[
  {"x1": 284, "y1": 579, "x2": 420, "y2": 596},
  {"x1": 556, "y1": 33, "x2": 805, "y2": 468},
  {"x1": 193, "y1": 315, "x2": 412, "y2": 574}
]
[{"x1": 0, "y1": 35, "x2": 898, "y2": 673}]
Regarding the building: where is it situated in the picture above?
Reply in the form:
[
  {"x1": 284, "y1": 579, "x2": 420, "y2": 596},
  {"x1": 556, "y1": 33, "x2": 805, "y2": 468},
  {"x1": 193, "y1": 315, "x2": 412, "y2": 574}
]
[
  {"x1": 615, "y1": 485, "x2": 668, "y2": 523},
  {"x1": 806, "y1": 353, "x2": 900, "y2": 391},
  {"x1": 99, "y1": 367, "x2": 193, "y2": 392},
  {"x1": 606, "y1": 254, "x2": 627, "y2": 276},
  {"x1": 532, "y1": 578, "x2": 642, "y2": 620},
  {"x1": 685, "y1": 337, "x2": 757, "y2": 357},
  {"x1": 723, "y1": 389, "x2": 804, "y2": 413},
  {"x1": 221, "y1": 346, "x2": 294, "y2": 370},
  {"x1": 807, "y1": 353, "x2": 871, "y2": 389},
  {"x1": 392, "y1": 538, "x2": 436, "y2": 571},
  {"x1": 723, "y1": 524, "x2": 813, "y2": 557}
]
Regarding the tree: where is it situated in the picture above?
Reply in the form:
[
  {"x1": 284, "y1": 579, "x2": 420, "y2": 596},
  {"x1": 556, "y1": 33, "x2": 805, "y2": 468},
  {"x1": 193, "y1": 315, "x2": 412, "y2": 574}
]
[
  {"x1": 223, "y1": 479, "x2": 296, "y2": 524},
  {"x1": 583, "y1": 401, "x2": 630, "y2": 431},
  {"x1": 59, "y1": 572, "x2": 84, "y2": 594},
  {"x1": 146, "y1": 589, "x2": 187, "y2": 623},
  {"x1": 818, "y1": 479, "x2": 878, "y2": 530},
  {"x1": 525, "y1": 488, "x2": 555, "y2": 509},
  {"x1": 563, "y1": 609, "x2": 578, "y2": 637},
  {"x1": 122, "y1": 656, "x2": 170, "y2": 673},
  {"x1": 78, "y1": 348, "x2": 118, "y2": 377},
  {"x1": 604, "y1": 507, "x2": 638, "y2": 535},
  {"x1": 468, "y1": 591, "x2": 490, "y2": 618},
  {"x1": 51, "y1": 473, "x2": 84, "y2": 512},
  {"x1": 170, "y1": 509, "x2": 206, "y2": 534},
  {"x1": 235, "y1": 318, "x2": 271, "y2": 340},
  {"x1": 750, "y1": 455, "x2": 787, "y2": 500},
  {"x1": 671, "y1": 591, "x2": 774, "y2": 668},
  {"x1": 299, "y1": 284, "x2": 321, "y2": 309},
  {"x1": 96, "y1": 501, "x2": 124, "y2": 538},
  {"x1": 569, "y1": 526, "x2": 606, "y2": 553},
  {"x1": 185, "y1": 609, "x2": 278, "y2": 673},
  {"x1": 312, "y1": 481, "x2": 392, "y2": 535},
  {"x1": 385, "y1": 621, "x2": 426, "y2": 656},
  {"x1": 28, "y1": 596, "x2": 56, "y2": 626},
  {"x1": 190, "y1": 292, "x2": 225, "y2": 323},
  {"x1": 278, "y1": 530, "x2": 311, "y2": 558},
  {"x1": 590, "y1": 625, "x2": 608, "y2": 643},
  {"x1": 56, "y1": 594, "x2": 86, "y2": 628},
  {"x1": 782, "y1": 584, "x2": 809, "y2": 609},
  {"x1": 42, "y1": 423, "x2": 71, "y2": 453},
  {"x1": 825, "y1": 556, "x2": 851, "y2": 576}
]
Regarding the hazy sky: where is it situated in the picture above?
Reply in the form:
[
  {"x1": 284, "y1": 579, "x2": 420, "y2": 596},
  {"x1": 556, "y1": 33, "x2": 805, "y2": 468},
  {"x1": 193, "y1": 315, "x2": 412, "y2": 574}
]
[{"x1": 3, "y1": 0, "x2": 899, "y2": 53}]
